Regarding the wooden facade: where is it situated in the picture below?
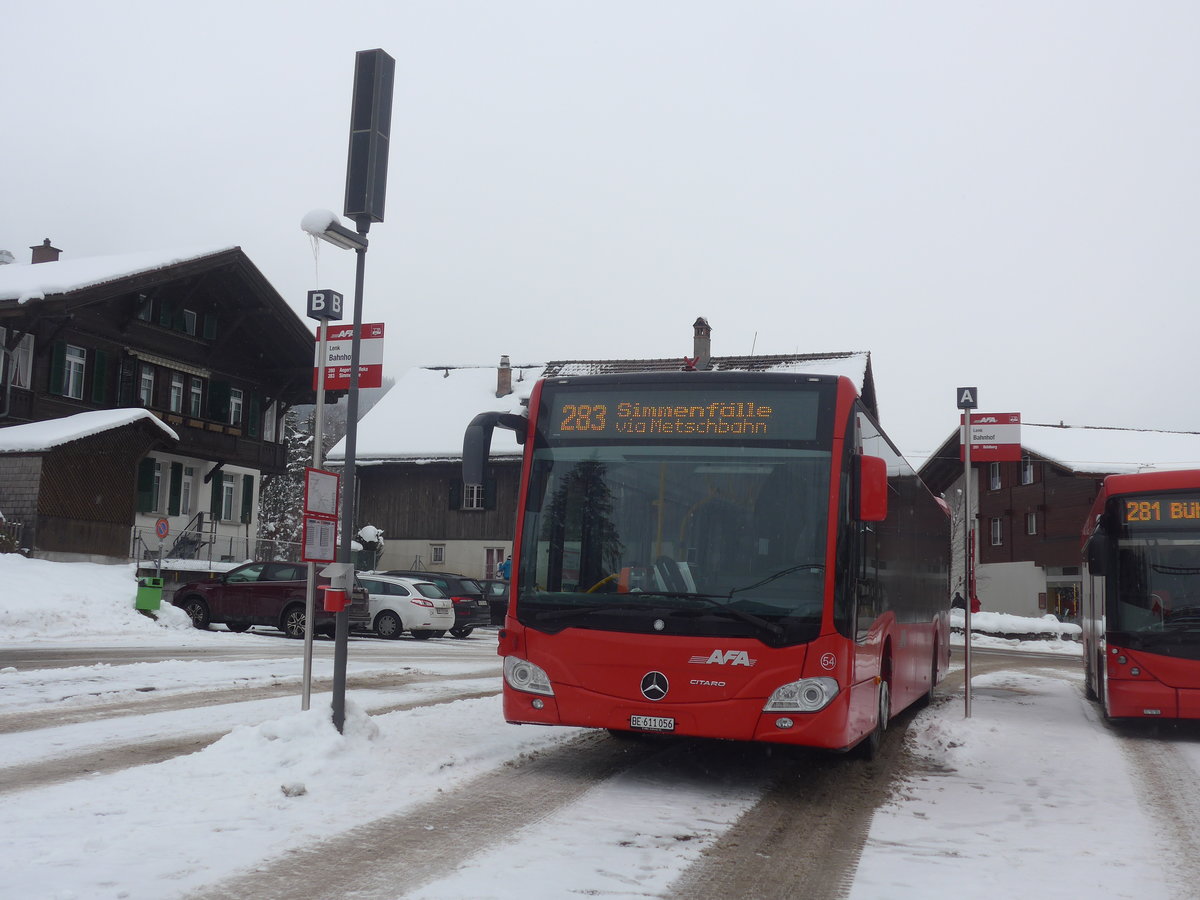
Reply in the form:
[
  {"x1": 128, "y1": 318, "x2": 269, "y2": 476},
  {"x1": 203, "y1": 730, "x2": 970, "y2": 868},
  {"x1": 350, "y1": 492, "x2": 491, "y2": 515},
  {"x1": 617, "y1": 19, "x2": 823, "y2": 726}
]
[{"x1": 0, "y1": 244, "x2": 318, "y2": 562}]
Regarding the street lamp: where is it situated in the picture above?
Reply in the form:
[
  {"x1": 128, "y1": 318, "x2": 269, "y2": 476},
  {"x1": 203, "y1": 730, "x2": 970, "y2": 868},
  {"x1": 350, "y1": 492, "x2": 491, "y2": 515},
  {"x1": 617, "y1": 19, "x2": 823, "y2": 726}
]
[
  {"x1": 300, "y1": 47, "x2": 393, "y2": 735},
  {"x1": 302, "y1": 209, "x2": 369, "y2": 253},
  {"x1": 301, "y1": 208, "x2": 369, "y2": 734}
]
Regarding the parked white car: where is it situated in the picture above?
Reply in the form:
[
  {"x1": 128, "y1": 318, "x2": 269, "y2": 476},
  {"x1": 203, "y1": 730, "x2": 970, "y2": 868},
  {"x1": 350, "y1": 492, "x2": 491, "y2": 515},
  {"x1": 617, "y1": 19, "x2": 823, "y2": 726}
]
[{"x1": 357, "y1": 574, "x2": 455, "y2": 640}]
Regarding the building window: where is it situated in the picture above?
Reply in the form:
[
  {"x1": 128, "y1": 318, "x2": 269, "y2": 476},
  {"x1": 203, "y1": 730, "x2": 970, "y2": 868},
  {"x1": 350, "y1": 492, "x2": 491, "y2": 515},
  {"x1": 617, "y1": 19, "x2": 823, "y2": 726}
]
[
  {"x1": 181, "y1": 466, "x2": 195, "y2": 516},
  {"x1": 990, "y1": 517, "x2": 1003, "y2": 546},
  {"x1": 1021, "y1": 456, "x2": 1034, "y2": 485},
  {"x1": 152, "y1": 461, "x2": 163, "y2": 513},
  {"x1": 229, "y1": 388, "x2": 243, "y2": 426},
  {"x1": 169, "y1": 374, "x2": 184, "y2": 413},
  {"x1": 263, "y1": 401, "x2": 277, "y2": 442},
  {"x1": 0, "y1": 328, "x2": 34, "y2": 389},
  {"x1": 183, "y1": 309, "x2": 197, "y2": 336},
  {"x1": 190, "y1": 378, "x2": 204, "y2": 417},
  {"x1": 989, "y1": 462, "x2": 1001, "y2": 491},
  {"x1": 64, "y1": 345, "x2": 86, "y2": 400},
  {"x1": 139, "y1": 364, "x2": 155, "y2": 407},
  {"x1": 221, "y1": 475, "x2": 236, "y2": 521},
  {"x1": 136, "y1": 294, "x2": 153, "y2": 321},
  {"x1": 431, "y1": 544, "x2": 445, "y2": 565},
  {"x1": 462, "y1": 483, "x2": 485, "y2": 510},
  {"x1": 1026, "y1": 512, "x2": 1037, "y2": 535}
]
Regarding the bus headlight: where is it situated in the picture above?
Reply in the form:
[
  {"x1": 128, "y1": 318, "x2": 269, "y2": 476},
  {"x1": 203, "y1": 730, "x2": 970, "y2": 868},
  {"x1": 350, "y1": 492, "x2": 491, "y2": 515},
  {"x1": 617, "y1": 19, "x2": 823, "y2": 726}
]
[
  {"x1": 504, "y1": 656, "x2": 555, "y2": 696},
  {"x1": 763, "y1": 677, "x2": 839, "y2": 713}
]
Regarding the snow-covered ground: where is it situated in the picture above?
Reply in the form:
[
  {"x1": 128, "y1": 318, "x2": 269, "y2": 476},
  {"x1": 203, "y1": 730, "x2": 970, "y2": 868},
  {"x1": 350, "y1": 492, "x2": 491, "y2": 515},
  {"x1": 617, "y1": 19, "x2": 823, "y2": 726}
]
[{"x1": 1, "y1": 555, "x2": 1193, "y2": 899}]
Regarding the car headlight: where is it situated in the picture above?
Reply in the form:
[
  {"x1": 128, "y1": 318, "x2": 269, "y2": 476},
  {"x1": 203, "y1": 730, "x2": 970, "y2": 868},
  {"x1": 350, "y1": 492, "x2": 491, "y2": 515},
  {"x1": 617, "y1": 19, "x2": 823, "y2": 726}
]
[
  {"x1": 503, "y1": 656, "x2": 554, "y2": 696},
  {"x1": 763, "y1": 677, "x2": 839, "y2": 713}
]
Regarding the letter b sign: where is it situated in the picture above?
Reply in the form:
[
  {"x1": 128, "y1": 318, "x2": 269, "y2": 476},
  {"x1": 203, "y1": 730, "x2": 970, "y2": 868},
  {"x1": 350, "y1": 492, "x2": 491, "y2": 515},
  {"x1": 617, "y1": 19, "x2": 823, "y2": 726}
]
[{"x1": 306, "y1": 289, "x2": 344, "y2": 321}]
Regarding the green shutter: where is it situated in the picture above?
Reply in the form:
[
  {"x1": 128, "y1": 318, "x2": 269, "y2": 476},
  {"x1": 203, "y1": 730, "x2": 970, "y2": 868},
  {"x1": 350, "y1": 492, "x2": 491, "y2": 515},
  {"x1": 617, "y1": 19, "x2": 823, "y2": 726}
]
[
  {"x1": 158, "y1": 300, "x2": 174, "y2": 328},
  {"x1": 484, "y1": 476, "x2": 497, "y2": 510},
  {"x1": 241, "y1": 474, "x2": 254, "y2": 523},
  {"x1": 203, "y1": 314, "x2": 217, "y2": 340},
  {"x1": 449, "y1": 480, "x2": 462, "y2": 510},
  {"x1": 247, "y1": 393, "x2": 261, "y2": 438},
  {"x1": 49, "y1": 341, "x2": 66, "y2": 395},
  {"x1": 208, "y1": 381, "x2": 231, "y2": 421},
  {"x1": 168, "y1": 462, "x2": 183, "y2": 516},
  {"x1": 137, "y1": 457, "x2": 156, "y2": 512},
  {"x1": 91, "y1": 350, "x2": 108, "y2": 403},
  {"x1": 210, "y1": 477, "x2": 222, "y2": 518}
]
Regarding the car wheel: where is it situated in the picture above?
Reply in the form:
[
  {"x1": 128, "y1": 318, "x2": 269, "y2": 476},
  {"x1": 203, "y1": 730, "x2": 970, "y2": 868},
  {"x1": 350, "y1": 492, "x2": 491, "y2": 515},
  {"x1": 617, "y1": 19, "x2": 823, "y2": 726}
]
[
  {"x1": 374, "y1": 610, "x2": 403, "y2": 640},
  {"x1": 181, "y1": 597, "x2": 210, "y2": 630},
  {"x1": 410, "y1": 630, "x2": 435, "y2": 640},
  {"x1": 226, "y1": 621, "x2": 251, "y2": 634},
  {"x1": 449, "y1": 626, "x2": 474, "y2": 638},
  {"x1": 282, "y1": 604, "x2": 307, "y2": 639}
]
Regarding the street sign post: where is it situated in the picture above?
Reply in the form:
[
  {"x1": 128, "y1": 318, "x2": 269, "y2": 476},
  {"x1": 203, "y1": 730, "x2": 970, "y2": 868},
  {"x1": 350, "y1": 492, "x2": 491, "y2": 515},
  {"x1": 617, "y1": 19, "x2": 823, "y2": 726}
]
[{"x1": 956, "y1": 388, "x2": 977, "y2": 719}]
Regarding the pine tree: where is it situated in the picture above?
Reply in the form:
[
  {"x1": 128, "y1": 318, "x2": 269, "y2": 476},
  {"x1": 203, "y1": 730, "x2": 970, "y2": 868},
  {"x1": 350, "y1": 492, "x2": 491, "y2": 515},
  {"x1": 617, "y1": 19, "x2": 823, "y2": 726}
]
[{"x1": 257, "y1": 409, "x2": 311, "y2": 560}]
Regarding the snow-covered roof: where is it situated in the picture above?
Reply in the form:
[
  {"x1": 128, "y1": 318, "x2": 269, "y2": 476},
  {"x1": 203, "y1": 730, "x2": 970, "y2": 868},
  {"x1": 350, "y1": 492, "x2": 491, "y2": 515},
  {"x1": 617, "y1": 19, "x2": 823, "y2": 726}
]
[
  {"x1": 330, "y1": 352, "x2": 874, "y2": 463},
  {"x1": 0, "y1": 409, "x2": 178, "y2": 453},
  {"x1": 1018, "y1": 422, "x2": 1200, "y2": 475},
  {"x1": 328, "y1": 364, "x2": 540, "y2": 463},
  {"x1": 0, "y1": 246, "x2": 236, "y2": 303}
]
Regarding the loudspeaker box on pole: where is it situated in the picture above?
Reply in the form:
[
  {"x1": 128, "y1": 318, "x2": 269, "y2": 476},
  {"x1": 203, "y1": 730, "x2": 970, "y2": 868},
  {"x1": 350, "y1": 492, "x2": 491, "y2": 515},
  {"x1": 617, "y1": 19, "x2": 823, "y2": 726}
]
[{"x1": 343, "y1": 48, "x2": 395, "y2": 226}]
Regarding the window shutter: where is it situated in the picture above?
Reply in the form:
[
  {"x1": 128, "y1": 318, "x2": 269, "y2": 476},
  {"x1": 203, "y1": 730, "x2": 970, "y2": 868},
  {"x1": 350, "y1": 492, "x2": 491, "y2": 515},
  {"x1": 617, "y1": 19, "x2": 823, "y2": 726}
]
[
  {"x1": 168, "y1": 462, "x2": 183, "y2": 516},
  {"x1": 241, "y1": 474, "x2": 254, "y2": 523},
  {"x1": 484, "y1": 476, "x2": 497, "y2": 510},
  {"x1": 208, "y1": 381, "x2": 231, "y2": 421},
  {"x1": 203, "y1": 314, "x2": 218, "y2": 340},
  {"x1": 210, "y1": 477, "x2": 222, "y2": 518},
  {"x1": 49, "y1": 341, "x2": 66, "y2": 395},
  {"x1": 171, "y1": 305, "x2": 187, "y2": 332},
  {"x1": 448, "y1": 480, "x2": 462, "y2": 510},
  {"x1": 158, "y1": 300, "x2": 174, "y2": 328},
  {"x1": 247, "y1": 393, "x2": 261, "y2": 438},
  {"x1": 136, "y1": 458, "x2": 156, "y2": 512},
  {"x1": 91, "y1": 350, "x2": 108, "y2": 403}
]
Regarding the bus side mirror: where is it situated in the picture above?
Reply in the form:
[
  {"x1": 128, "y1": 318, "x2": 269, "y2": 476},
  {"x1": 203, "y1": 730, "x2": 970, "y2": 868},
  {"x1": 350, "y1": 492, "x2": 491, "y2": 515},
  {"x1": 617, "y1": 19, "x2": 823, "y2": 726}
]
[
  {"x1": 1085, "y1": 531, "x2": 1108, "y2": 575},
  {"x1": 859, "y1": 455, "x2": 888, "y2": 522},
  {"x1": 463, "y1": 411, "x2": 527, "y2": 484}
]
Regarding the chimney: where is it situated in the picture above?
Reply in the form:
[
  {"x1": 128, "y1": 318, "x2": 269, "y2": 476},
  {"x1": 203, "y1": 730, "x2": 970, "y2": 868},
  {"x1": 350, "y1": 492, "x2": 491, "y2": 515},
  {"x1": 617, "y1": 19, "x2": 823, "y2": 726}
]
[
  {"x1": 30, "y1": 239, "x2": 62, "y2": 264},
  {"x1": 693, "y1": 317, "x2": 711, "y2": 369},
  {"x1": 496, "y1": 354, "x2": 512, "y2": 397}
]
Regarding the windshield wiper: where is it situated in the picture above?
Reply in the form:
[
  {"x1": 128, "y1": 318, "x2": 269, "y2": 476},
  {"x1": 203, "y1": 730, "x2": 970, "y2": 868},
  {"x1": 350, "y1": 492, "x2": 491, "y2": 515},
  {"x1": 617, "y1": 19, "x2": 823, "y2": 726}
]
[{"x1": 730, "y1": 563, "x2": 825, "y2": 596}]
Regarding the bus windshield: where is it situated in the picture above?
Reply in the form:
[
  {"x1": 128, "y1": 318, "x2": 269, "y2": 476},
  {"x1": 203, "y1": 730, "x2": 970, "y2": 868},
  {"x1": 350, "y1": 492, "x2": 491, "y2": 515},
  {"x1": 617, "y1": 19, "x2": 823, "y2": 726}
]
[
  {"x1": 1110, "y1": 492, "x2": 1200, "y2": 637},
  {"x1": 517, "y1": 443, "x2": 831, "y2": 646}
]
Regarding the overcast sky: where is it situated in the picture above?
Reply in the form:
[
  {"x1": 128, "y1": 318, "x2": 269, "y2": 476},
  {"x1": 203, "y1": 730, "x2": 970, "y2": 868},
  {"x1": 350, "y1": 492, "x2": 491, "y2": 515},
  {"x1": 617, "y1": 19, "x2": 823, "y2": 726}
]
[{"x1": 4, "y1": 1, "x2": 1198, "y2": 462}]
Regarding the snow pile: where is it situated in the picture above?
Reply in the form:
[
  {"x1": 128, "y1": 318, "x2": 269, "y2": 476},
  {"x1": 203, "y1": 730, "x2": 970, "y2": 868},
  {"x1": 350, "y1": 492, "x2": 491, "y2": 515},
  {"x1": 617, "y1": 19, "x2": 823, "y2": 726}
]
[{"x1": 0, "y1": 555, "x2": 194, "y2": 641}]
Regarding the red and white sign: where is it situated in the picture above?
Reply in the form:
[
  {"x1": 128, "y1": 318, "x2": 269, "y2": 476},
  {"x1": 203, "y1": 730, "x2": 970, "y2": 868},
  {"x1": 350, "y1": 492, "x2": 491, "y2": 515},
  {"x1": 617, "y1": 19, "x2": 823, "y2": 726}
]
[
  {"x1": 960, "y1": 412, "x2": 1021, "y2": 462},
  {"x1": 313, "y1": 322, "x2": 385, "y2": 390}
]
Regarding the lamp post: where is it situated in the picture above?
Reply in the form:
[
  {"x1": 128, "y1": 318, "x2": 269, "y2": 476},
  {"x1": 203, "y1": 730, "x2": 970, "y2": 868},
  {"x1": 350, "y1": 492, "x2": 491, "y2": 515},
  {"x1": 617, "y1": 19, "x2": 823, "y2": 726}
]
[
  {"x1": 301, "y1": 47, "x2": 393, "y2": 734},
  {"x1": 302, "y1": 211, "x2": 369, "y2": 733}
]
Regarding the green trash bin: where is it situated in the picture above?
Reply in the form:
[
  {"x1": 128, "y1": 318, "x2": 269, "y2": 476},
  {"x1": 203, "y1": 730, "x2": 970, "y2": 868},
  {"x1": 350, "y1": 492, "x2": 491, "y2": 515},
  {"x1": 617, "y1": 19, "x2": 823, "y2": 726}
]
[{"x1": 136, "y1": 576, "x2": 164, "y2": 611}]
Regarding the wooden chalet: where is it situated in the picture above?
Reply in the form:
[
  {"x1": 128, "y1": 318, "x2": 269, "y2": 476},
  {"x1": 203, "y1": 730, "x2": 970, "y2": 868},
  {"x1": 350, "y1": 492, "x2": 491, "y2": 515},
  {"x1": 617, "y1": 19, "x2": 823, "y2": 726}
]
[
  {"x1": 0, "y1": 240, "x2": 317, "y2": 563},
  {"x1": 920, "y1": 423, "x2": 1200, "y2": 621}
]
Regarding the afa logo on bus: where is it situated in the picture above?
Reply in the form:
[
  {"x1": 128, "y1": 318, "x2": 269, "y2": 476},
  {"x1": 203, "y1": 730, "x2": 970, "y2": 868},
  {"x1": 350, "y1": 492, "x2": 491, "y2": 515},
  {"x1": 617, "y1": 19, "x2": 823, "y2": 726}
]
[{"x1": 689, "y1": 650, "x2": 757, "y2": 667}]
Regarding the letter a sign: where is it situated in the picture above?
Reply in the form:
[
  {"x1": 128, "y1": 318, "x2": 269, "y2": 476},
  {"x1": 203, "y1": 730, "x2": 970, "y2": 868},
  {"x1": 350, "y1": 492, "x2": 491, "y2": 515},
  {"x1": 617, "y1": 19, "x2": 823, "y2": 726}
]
[{"x1": 956, "y1": 387, "x2": 978, "y2": 410}]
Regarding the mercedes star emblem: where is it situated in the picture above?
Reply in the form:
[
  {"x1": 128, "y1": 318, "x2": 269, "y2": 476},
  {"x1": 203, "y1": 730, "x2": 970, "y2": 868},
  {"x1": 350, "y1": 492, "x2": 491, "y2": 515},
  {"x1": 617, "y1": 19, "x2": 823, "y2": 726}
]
[{"x1": 640, "y1": 671, "x2": 669, "y2": 701}]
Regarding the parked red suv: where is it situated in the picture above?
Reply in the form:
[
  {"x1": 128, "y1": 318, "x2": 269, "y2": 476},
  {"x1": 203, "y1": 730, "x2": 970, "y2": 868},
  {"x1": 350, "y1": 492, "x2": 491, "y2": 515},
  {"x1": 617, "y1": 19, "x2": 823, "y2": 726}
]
[{"x1": 172, "y1": 561, "x2": 370, "y2": 638}]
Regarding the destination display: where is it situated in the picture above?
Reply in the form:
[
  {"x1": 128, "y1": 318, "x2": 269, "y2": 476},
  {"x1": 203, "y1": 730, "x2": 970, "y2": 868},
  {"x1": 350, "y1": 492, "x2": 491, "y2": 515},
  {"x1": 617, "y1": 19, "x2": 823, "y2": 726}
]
[
  {"x1": 544, "y1": 388, "x2": 822, "y2": 442},
  {"x1": 1121, "y1": 493, "x2": 1200, "y2": 527}
]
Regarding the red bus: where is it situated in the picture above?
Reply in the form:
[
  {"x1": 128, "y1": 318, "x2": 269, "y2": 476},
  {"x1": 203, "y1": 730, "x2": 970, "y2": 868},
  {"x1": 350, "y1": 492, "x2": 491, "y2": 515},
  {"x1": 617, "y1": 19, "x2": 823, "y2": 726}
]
[
  {"x1": 1082, "y1": 469, "x2": 1200, "y2": 719},
  {"x1": 465, "y1": 371, "x2": 951, "y2": 756}
]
